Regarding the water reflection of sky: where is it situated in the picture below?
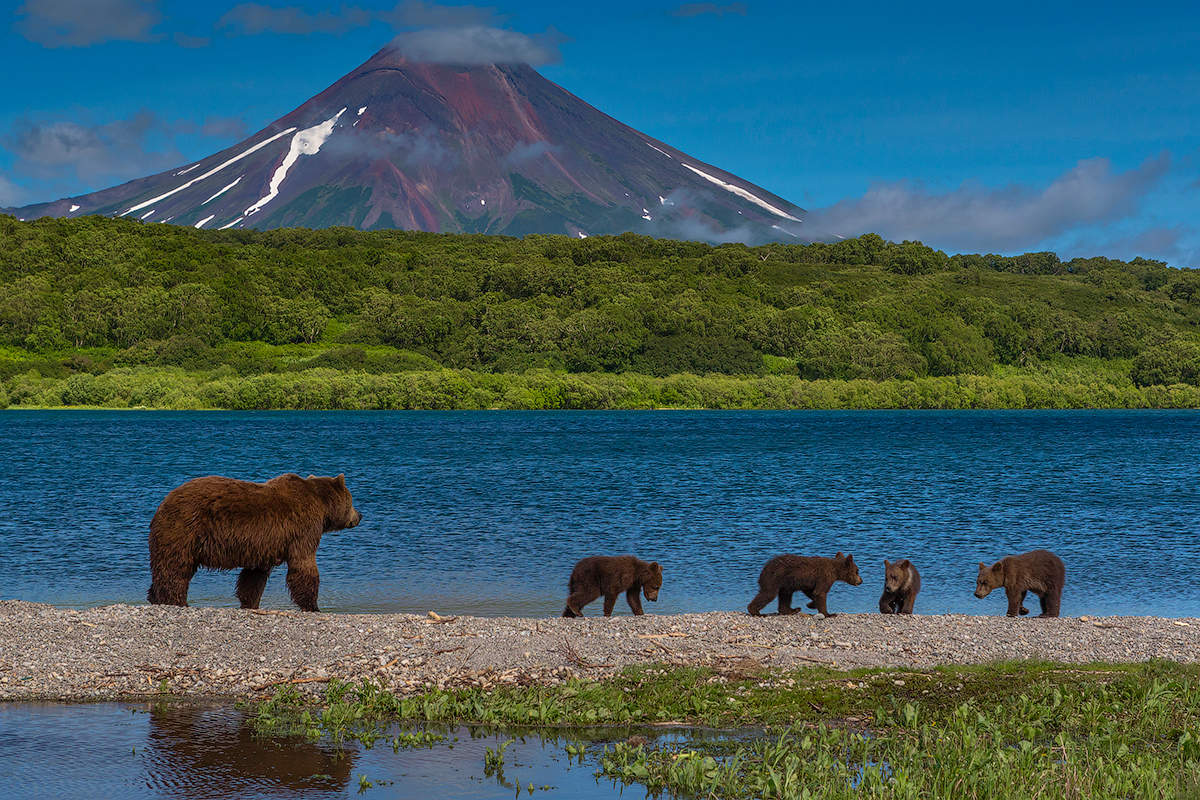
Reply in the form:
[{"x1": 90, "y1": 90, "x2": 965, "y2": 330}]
[{"x1": 1, "y1": 410, "x2": 1198, "y2": 617}]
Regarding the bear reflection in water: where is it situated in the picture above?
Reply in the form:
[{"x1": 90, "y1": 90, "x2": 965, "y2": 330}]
[{"x1": 142, "y1": 704, "x2": 356, "y2": 796}]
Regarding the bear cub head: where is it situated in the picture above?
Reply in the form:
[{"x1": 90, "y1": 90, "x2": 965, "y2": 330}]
[
  {"x1": 883, "y1": 559, "x2": 913, "y2": 592},
  {"x1": 975, "y1": 561, "x2": 1003, "y2": 598},
  {"x1": 836, "y1": 552, "x2": 863, "y2": 586},
  {"x1": 640, "y1": 561, "x2": 664, "y2": 602},
  {"x1": 308, "y1": 473, "x2": 363, "y2": 532}
]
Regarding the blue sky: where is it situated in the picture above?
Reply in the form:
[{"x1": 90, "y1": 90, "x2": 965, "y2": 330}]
[{"x1": 2, "y1": 0, "x2": 1198, "y2": 264}]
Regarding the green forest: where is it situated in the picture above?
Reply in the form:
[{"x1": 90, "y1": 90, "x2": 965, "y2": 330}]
[{"x1": 2, "y1": 213, "x2": 1200, "y2": 409}]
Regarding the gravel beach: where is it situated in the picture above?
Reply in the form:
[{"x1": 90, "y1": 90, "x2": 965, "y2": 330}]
[{"x1": 1, "y1": 600, "x2": 1197, "y2": 702}]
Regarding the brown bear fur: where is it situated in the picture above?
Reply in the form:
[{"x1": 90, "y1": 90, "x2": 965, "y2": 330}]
[
  {"x1": 879, "y1": 559, "x2": 921, "y2": 614},
  {"x1": 747, "y1": 552, "x2": 863, "y2": 617},
  {"x1": 562, "y1": 555, "x2": 663, "y2": 617},
  {"x1": 147, "y1": 473, "x2": 362, "y2": 612},
  {"x1": 975, "y1": 549, "x2": 1065, "y2": 617}
]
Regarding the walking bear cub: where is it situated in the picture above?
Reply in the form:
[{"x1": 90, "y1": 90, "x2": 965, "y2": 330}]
[
  {"x1": 975, "y1": 549, "x2": 1065, "y2": 617},
  {"x1": 562, "y1": 555, "x2": 662, "y2": 617},
  {"x1": 147, "y1": 473, "x2": 362, "y2": 612},
  {"x1": 747, "y1": 552, "x2": 863, "y2": 617},
  {"x1": 879, "y1": 559, "x2": 920, "y2": 614}
]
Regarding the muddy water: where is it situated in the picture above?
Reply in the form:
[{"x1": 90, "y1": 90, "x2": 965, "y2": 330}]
[{"x1": 0, "y1": 701, "x2": 687, "y2": 799}]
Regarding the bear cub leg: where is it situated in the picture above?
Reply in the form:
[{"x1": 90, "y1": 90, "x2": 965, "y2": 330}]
[
  {"x1": 1005, "y1": 587, "x2": 1029, "y2": 617},
  {"x1": 236, "y1": 567, "x2": 272, "y2": 609},
  {"x1": 563, "y1": 588, "x2": 600, "y2": 617},
  {"x1": 747, "y1": 589, "x2": 775, "y2": 616},
  {"x1": 1037, "y1": 591, "x2": 1060, "y2": 618},
  {"x1": 625, "y1": 587, "x2": 645, "y2": 615},
  {"x1": 778, "y1": 590, "x2": 796, "y2": 615}
]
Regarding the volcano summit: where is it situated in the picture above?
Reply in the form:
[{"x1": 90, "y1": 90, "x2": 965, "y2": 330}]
[{"x1": 7, "y1": 43, "x2": 805, "y2": 240}]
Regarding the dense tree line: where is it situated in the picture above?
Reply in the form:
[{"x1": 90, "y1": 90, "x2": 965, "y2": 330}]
[{"x1": 1, "y1": 215, "x2": 1199, "y2": 400}]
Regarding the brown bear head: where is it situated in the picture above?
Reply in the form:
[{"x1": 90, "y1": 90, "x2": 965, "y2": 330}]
[
  {"x1": 641, "y1": 561, "x2": 663, "y2": 602},
  {"x1": 884, "y1": 559, "x2": 912, "y2": 592},
  {"x1": 975, "y1": 561, "x2": 1003, "y2": 598},
  {"x1": 309, "y1": 474, "x2": 362, "y2": 532},
  {"x1": 837, "y1": 552, "x2": 863, "y2": 586}
]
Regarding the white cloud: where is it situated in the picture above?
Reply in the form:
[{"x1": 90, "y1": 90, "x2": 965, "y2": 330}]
[
  {"x1": 807, "y1": 154, "x2": 1172, "y2": 252},
  {"x1": 16, "y1": 0, "x2": 161, "y2": 47},
  {"x1": 387, "y1": 25, "x2": 563, "y2": 65}
]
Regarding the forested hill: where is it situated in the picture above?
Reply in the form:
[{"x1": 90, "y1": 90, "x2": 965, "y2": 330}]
[{"x1": 2, "y1": 214, "x2": 1200, "y2": 409}]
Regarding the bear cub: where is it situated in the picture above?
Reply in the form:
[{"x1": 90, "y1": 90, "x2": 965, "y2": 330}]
[
  {"x1": 747, "y1": 552, "x2": 862, "y2": 617},
  {"x1": 974, "y1": 549, "x2": 1065, "y2": 617},
  {"x1": 147, "y1": 473, "x2": 362, "y2": 612},
  {"x1": 562, "y1": 555, "x2": 663, "y2": 617},
  {"x1": 879, "y1": 559, "x2": 921, "y2": 614}
]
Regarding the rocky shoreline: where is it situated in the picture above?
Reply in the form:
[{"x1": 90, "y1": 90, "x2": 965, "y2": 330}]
[{"x1": 1, "y1": 600, "x2": 1197, "y2": 702}]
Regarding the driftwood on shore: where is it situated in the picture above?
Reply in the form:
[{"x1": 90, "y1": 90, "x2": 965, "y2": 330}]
[{"x1": 0, "y1": 600, "x2": 1196, "y2": 702}]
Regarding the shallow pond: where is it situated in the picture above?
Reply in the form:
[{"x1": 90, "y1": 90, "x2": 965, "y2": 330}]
[
  {"x1": 2, "y1": 410, "x2": 1198, "y2": 616},
  {"x1": 0, "y1": 701, "x2": 686, "y2": 799}
]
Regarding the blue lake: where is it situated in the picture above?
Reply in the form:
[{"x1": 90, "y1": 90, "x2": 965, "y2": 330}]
[{"x1": 0, "y1": 410, "x2": 1197, "y2": 618}]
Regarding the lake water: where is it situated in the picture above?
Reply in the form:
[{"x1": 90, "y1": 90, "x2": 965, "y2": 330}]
[
  {"x1": 0, "y1": 702, "x2": 664, "y2": 800},
  {"x1": 1, "y1": 410, "x2": 1197, "y2": 617}
]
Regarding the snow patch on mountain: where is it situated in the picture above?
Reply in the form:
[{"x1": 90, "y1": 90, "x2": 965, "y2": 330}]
[
  {"x1": 218, "y1": 216, "x2": 244, "y2": 230},
  {"x1": 69, "y1": 204, "x2": 80, "y2": 212},
  {"x1": 194, "y1": 214, "x2": 215, "y2": 229},
  {"x1": 202, "y1": 176, "x2": 242, "y2": 206},
  {"x1": 645, "y1": 142, "x2": 673, "y2": 159},
  {"x1": 681, "y1": 163, "x2": 801, "y2": 222},
  {"x1": 123, "y1": 127, "x2": 297, "y2": 216},
  {"x1": 244, "y1": 109, "x2": 346, "y2": 218},
  {"x1": 140, "y1": 209, "x2": 155, "y2": 220}
]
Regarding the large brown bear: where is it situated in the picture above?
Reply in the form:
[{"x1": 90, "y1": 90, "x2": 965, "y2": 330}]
[
  {"x1": 147, "y1": 473, "x2": 362, "y2": 611},
  {"x1": 879, "y1": 559, "x2": 921, "y2": 614},
  {"x1": 562, "y1": 555, "x2": 662, "y2": 617},
  {"x1": 747, "y1": 552, "x2": 863, "y2": 617},
  {"x1": 974, "y1": 549, "x2": 1065, "y2": 617}
]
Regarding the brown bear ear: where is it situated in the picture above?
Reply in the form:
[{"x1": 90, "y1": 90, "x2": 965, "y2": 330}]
[
  {"x1": 835, "y1": 551, "x2": 844, "y2": 559},
  {"x1": 650, "y1": 561, "x2": 662, "y2": 573},
  {"x1": 978, "y1": 561, "x2": 987, "y2": 571},
  {"x1": 898, "y1": 559, "x2": 910, "y2": 568},
  {"x1": 336, "y1": 473, "x2": 346, "y2": 486},
  {"x1": 307, "y1": 474, "x2": 316, "y2": 480},
  {"x1": 883, "y1": 559, "x2": 890, "y2": 568}
]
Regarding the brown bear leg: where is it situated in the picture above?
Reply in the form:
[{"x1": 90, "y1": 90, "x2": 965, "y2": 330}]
[
  {"x1": 899, "y1": 592, "x2": 916, "y2": 615},
  {"x1": 811, "y1": 593, "x2": 833, "y2": 617},
  {"x1": 879, "y1": 591, "x2": 895, "y2": 614},
  {"x1": 1005, "y1": 588, "x2": 1026, "y2": 617},
  {"x1": 564, "y1": 588, "x2": 600, "y2": 617},
  {"x1": 236, "y1": 567, "x2": 272, "y2": 609},
  {"x1": 1037, "y1": 591, "x2": 1060, "y2": 618},
  {"x1": 602, "y1": 594, "x2": 618, "y2": 617},
  {"x1": 148, "y1": 565, "x2": 194, "y2": 607},
  {"x1": 625, "y1": 588, "x2": 645, "y2": 615},
  {"x1": 286, "y1": 557, "x2": 320, "y2": 612},
  {"x1": 778, "y1": 590, "x2": 797, "y2": 615},
  {"x1": 747, "y1": 589, "x2": 774, "y2": 616}
]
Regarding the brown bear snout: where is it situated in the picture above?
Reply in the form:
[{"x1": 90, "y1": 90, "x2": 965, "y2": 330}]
[
  {"x1": 644, "y1": 587, "x2": 659, "y2": 602},
  {"x1": 349, "y1": 509, "x2": 363, "y2": 527}
]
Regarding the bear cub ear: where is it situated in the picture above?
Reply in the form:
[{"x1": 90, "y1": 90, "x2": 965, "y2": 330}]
[
  {"x1": 835, "y1": 551, "x2": 844, "y2": 559},
  {"x1": 336, "y1": 473, "x2": 346, "y2": 486},
  {"x1": 649, "y1": 561, "x2": 662, "y2": 574},
  {"x1": 307, "y1": 474, "x2": 317, "y2": 480},
  {"x1": 897, "y1": 559, "x2": 910, "y2": 568},
  {"x1": 978, "y1": 561, "x2": 987, "y2": 571},
  {"x1": 883, "y1": 559, "x2": 891, "y2": 568}
]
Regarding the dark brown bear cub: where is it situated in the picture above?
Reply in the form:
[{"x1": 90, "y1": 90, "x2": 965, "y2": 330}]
[
  {"x1": 147, "y1": 473, "x2": 362, "y2": 612},
  {"x1": 975, "y1": 549, "x2": 1065, "y2": 617},
  {"x1": 747, "y1": 552, "x2": 863, "y2": 617},
  {"x1": 562, "y1": 555, "x2": 662, "y2": 617},
  {"x1": 879, "y1": 559, "x2": 921, "y2": 614}
]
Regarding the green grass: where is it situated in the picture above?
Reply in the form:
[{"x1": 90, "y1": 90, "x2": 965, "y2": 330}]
[{"x1": 248, "y1": 661, "x2": 1200, "y2": 798}]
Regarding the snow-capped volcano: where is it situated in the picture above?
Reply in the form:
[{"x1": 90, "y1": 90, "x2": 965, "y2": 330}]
[{"x1": 6, "y1": 43, "x2": 805, "y2": 239}]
